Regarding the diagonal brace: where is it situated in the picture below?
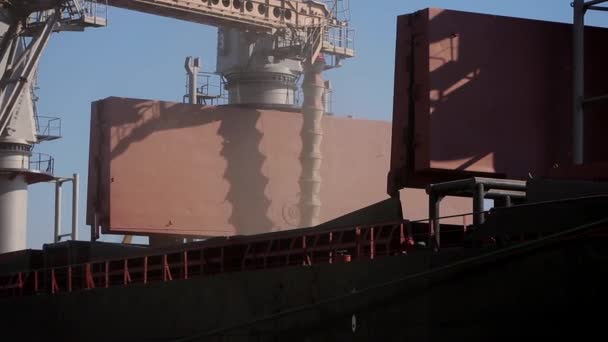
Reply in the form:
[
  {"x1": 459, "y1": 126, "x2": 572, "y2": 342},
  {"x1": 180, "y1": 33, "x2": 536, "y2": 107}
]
[{"x1": 0, "y1": 9, "x2": 60, "y2": 136}]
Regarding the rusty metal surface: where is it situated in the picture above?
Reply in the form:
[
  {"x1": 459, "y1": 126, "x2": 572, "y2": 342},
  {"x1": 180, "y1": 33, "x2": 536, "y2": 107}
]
[
  {"x1": 388, "y1": 8, "x2": 608, "y2": 194},
  {"x1": 87, "y1": 97, "x2": 415, "y2": 236}
]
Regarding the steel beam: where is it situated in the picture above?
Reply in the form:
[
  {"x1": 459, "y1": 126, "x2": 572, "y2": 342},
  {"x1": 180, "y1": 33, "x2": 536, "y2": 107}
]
[
  {"x1": 584, "y1": 0, "x2": 608, "y2": 7},
  {"x1": 0, "y1": 10, "x2": 59, "y2": 136},
  {"x1": 587, "y1": 5, "x2": 608, "y2": 11},
  {"x1": 573, "y1": 0, "x2": 585, "y2": 165},
  {"x1": 427, "y1": 177, "x2": 526, "y2": 196}
]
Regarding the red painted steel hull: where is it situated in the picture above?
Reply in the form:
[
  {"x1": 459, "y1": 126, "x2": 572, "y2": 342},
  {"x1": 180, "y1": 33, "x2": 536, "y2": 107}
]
[{"x1": 388, "y1": 8, "x2": 608, "y2": 193}]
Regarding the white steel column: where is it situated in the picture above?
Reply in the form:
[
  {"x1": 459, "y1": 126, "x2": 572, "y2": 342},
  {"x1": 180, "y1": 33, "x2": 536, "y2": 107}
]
[{"x1": 0, "y1": 174, "x2": 27, "y2": 253}]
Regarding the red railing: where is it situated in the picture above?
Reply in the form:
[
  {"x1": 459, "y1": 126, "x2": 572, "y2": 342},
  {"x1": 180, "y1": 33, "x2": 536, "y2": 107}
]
[{"x1": 0, "y1": 221, "x2": 424, "y2": 298}]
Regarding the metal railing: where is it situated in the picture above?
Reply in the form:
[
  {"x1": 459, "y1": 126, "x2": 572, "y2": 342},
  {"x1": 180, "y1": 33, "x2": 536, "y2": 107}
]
[
  {"x1": 323, "y1": 24, "x2": 355, "y2": 52},
  {"x1": 0, "y1": 203, "x2": 570, "y2": 299},
  {"x1": 183, "y1": 72, "x2": 228, "y2": 105},
  {"x1": 1, "y1": 203, "x2": 606, "y2": 298},
  {"x1": 28, "y1": 152, "x2": 55, "y2": 174},
  {"x1": 76, "y1": 0, "x2": 108, "y2": 26},
  {"x1": 35, "y1": 116, "x2": 62, "y2": 140},
  {"x1": 26, "y1": 0, "x2": 108, "y2": 27},
  {"x1": 0, "y1": 219, "x2": 418, "y2": 297}
]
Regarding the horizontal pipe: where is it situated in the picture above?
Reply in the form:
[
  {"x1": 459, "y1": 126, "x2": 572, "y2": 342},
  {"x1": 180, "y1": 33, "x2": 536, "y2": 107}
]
[
  {"x1": 471, "y1": 177, "x2": 527, "y2": 190},
  {"x1": 484, "y1": 189, "x2": 526, "y2": 200},
  {"x1": 583, "y1": 93, "x2": 608, "y2": 104},
  {"x1": 573, "y1": 0, "x2": 585, "y2": 165},
  {"x1": 427, "y1": 177, "x2": 526, "y2": 195}
]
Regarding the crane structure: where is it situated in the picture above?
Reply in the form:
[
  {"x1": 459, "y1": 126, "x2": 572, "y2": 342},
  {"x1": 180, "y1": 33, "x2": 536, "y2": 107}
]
[
  {"x1": 0, "y1": 0, "x2": 106, "y2": 253},
  {"x1": 0, "y1": 0, "x2": 354, "y2": 252}
]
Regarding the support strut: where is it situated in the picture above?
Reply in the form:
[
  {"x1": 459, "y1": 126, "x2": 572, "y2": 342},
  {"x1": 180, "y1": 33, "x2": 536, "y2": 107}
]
[{"x1": 0, "y1": 9, "x2": 60, "y2": 136}]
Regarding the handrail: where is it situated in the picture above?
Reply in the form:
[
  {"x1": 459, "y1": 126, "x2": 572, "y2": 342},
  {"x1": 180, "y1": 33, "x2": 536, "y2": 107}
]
[
  {"x1": 2, "y1": 195, "x2": 607, "y2": 297},
  {"x1": 174, "y1": 216, "x2": 608, "y2": 341},
  {"x1": 35, "y1": 116, "x2": 62, "y2": 138},
  {"x1": 28, "y1": 152, "x2": 54, "y2": 174}
]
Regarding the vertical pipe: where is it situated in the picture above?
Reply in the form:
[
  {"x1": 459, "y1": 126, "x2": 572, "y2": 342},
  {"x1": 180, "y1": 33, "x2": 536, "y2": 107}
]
[
  {"x1": 299, "y1": 59, "x2": 325, "y2": 227},
  {"x1": 473, "y1": 183, "x2": 485, "y2": 226},
  {"x1": 71, "y1": 173, "x2": 79, "y2": 241},
  {"x1": 0, "y1": 174, "x2": 28, "y2": 253},
  {"x1": 184, "y1": 57, "x2": 200, "y2": 105},
  {"x1": 54, "y1": 181, "x2": 62, "y2": 243},
  {"x1": 189, "y1": 70, "x2": 197, "y2": 105},
  {"x1": 573, "y1": 0, "x2": 585, "y2": 165},
  {"x1": 429, "y1": 194, "x2": 443, "y2": 249}
]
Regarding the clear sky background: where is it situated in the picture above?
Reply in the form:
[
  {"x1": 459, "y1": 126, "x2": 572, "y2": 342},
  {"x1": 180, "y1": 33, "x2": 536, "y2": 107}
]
[{"x1": 26, "y1": 0, "x2": 608, "y2": 248}]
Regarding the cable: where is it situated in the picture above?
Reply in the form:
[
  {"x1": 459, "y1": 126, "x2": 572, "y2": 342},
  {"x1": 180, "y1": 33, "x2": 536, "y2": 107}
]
[{"x1": 171, "y1": 217, "x2": 608, "y2": 341}]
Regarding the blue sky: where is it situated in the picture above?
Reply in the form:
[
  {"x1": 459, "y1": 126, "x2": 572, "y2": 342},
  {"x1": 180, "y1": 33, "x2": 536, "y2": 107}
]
[{"x1": 26, "y1": 0, "x2": 608, "y2": 248}]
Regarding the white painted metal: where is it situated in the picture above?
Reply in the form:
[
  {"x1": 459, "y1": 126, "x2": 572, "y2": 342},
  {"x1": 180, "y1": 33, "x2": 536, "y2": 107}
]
[
  {"x1": 0, "y1": 174, "x2": 27, "y2": 253},
  {"x1": 185, "y1": 57, "x2": 200, "y2": 104},
  {"x1": 52, "y1": 174, "x2": 79, "y2": 242},
  {"x1": 0, "y1": 14, "x2": 35, "y2": 253},
  {"x1": 0, "y1": 1, "x2": 104, "y2": 251},
  {"x1": 217, "y1": 27, "x2": 301, "y2": 107}
]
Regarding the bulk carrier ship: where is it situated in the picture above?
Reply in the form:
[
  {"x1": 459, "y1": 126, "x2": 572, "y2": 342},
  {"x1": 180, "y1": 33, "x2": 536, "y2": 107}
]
[{"x1": 1, "y1": 1, "x2": 608, "y2": 341}]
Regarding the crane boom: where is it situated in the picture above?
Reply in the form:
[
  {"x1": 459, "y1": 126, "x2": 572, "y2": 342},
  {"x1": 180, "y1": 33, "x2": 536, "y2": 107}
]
[
  {"x1": 104, "y1": 0, "x2": 354, "y2": 62},
  {"x1": 106, "y1": 0, "x2": 327, "y2": 32}
]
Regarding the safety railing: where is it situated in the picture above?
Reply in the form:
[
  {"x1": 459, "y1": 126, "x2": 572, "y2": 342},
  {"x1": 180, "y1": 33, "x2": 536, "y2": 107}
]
[
  {"x1": 322, "y1": 24, "x2": 355, "y2": 57},
  {"x1": 77, "y1": 0, "x2": 108, "y2": 26},
  {"x1": 326, "y1": 24, "x2": 354, "y2": 49},
  {"x1": 26, "y1": 0, "x2": 107, "y2": 28},
  {"x1": 28, "y1": 152, "x2": 55, "y2": 174},
  {"x1": 182, "y1": 72, "x2": 228, "y2": 105},
  {"x1": 3, "y1": 201, "x2": 604, "y2": 298},
  {"x1": 0, "y1": 219, "x2": 422, "y2": 298},
  {"x1": 35, "y1": 116, "x2": 62, "y2": 141}
]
